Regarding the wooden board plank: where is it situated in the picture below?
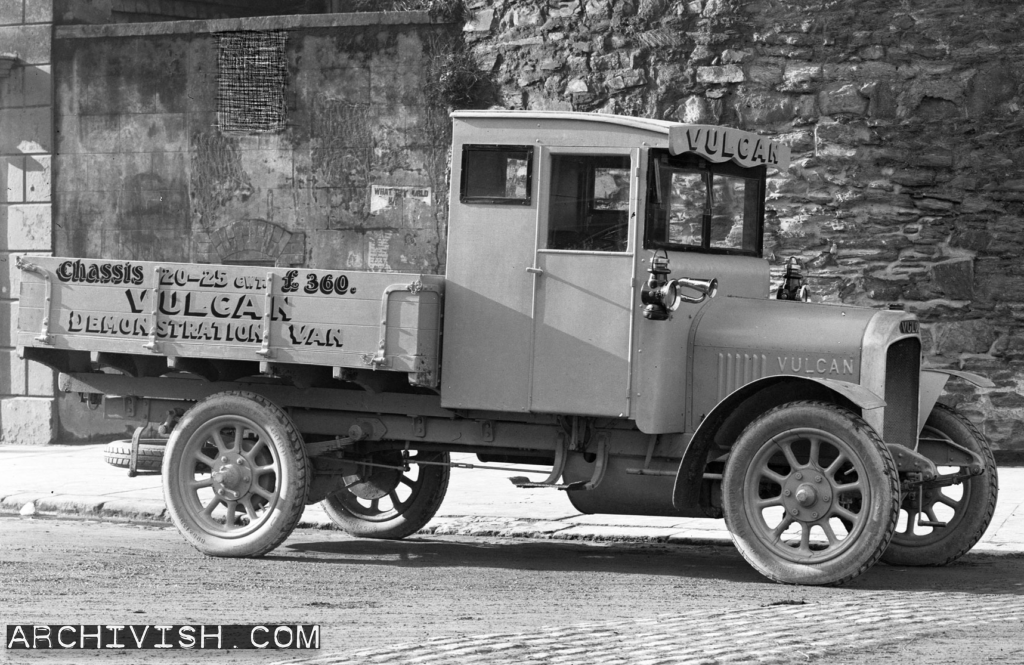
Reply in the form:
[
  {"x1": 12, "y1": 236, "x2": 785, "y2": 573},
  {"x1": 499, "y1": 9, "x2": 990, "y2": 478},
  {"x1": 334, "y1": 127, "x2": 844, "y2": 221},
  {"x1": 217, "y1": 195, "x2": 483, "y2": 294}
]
[
  {"x1": 21, "y1": 327, "x2": 431, "y2": 372},
  {"x1": 19, "y1": 281, "x2": 441, "y2": 330},
  {"x1": 22, "y1": 314, "x2": 431, "y2": 357}
]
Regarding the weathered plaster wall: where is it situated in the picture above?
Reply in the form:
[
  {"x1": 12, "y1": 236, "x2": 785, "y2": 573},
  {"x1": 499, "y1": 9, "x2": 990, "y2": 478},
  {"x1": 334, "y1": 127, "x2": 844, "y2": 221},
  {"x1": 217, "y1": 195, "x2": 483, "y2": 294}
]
[
  {"x1": 0, "y1": 0, "x2": 56, "y2": 444},
  {"x1": 53, "y1": 0, "x2": 327, "y2": 25},
  {"x1": 50, "y1": 11, "x2": 454, "y2": 440},
  {"x1": 54, "y1": 12, "x2": 453, "y2": 277},
  {"x1": 467, "y1": 0, "x2": 1024, "y2": 451}
]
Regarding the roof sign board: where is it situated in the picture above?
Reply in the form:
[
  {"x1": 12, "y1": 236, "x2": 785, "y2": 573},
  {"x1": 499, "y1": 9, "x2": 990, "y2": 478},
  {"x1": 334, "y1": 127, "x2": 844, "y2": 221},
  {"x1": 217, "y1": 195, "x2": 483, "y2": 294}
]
[{"x1": 668, "y1": 124, "x2": 790, "y2": 171}]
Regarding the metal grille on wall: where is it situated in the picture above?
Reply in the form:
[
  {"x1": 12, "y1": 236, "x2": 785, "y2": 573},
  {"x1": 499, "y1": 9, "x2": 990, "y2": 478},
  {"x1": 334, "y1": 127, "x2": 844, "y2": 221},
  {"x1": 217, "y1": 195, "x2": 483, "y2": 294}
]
[{"x1": 217, "y1": 31, "x2": 287, "y2": 134}]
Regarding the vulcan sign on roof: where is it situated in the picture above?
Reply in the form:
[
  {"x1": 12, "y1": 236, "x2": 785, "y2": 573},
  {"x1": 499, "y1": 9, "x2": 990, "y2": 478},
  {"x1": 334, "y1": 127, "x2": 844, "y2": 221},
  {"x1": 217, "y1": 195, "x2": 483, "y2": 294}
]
[{"x1": 668, "y1": 125, "x2": 791, "y2": 171}]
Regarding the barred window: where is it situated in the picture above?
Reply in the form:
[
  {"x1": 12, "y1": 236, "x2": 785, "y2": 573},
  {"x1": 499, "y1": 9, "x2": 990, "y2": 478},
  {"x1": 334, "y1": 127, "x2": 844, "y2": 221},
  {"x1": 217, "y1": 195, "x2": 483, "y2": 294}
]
[{"x1": 217, "y1": 31, "x2": 287, "y2": 135}]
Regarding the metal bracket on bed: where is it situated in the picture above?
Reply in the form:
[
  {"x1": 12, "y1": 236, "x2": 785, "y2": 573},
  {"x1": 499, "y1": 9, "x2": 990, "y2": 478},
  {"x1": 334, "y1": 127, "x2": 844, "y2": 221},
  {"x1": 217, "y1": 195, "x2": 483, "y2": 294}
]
[
  {"x1": 256, "y1": 271, "x2": 275, "y2": 359},
  {"x1": 16, "y1": 258, "x2": 53, "y2": 345},
  {"x1": 142, "y1": 266, "x2": 163, "y2": 353},
  {"x1": 365, "y1": 280, "x2": 441, "y2": 369}
]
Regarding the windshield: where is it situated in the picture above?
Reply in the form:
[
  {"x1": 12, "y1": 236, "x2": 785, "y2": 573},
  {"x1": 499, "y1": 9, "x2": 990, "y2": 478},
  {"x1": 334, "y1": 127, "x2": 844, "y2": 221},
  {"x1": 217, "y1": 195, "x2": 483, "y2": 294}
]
[{"x1": 644, "y1": 151, "x2": 765, "y2": 257}]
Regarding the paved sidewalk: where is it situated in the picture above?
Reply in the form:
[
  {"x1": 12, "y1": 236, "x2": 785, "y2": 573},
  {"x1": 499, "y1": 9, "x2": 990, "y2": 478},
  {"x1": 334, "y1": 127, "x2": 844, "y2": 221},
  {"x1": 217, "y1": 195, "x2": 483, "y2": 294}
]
[{"x1": 1, "y1": 443, "x2": 1023, "y2": 553}]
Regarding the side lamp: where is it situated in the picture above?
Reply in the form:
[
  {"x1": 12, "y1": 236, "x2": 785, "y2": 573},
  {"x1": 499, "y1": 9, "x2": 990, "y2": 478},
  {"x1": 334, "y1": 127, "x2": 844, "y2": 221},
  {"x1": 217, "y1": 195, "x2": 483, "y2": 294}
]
[{"x1": 641, "y1": 251, "x2": 718, "y2": 321}]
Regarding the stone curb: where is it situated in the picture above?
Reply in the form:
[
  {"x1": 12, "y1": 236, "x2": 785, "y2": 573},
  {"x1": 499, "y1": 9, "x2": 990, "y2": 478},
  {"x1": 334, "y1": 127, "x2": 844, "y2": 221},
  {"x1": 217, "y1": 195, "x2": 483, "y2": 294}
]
[
  {"x1": 4, "y1": 493, "x2": 1023, "y2": 554},
  {"x1": 0, "y1": 492, "x2": 50, "y2": 513},
  {"x1": 419, "y1": 517, "x2": 735, "y2": 546},
  {"x1": 0, "y1": 492, "x2": 736, "y2": 547},
  {"x1": 1, "y1": 492, "x2": 169, "y2": 522}
]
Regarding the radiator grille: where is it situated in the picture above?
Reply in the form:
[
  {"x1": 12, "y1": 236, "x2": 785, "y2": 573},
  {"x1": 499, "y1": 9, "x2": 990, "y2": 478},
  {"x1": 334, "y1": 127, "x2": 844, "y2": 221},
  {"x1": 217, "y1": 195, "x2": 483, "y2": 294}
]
[
  {"x1": 717, "y1": 353, "x2": 768, "y2": 400},
  {"x1": 883, "y1": 338, "x2": 920, "y2": 446}
]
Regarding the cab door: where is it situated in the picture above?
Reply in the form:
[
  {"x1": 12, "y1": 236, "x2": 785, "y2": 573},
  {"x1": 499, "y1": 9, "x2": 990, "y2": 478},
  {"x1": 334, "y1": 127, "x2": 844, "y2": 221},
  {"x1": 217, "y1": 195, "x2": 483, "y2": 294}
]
[{"x1": 528, "y1": 147, "x2": 638, "y2": 416}]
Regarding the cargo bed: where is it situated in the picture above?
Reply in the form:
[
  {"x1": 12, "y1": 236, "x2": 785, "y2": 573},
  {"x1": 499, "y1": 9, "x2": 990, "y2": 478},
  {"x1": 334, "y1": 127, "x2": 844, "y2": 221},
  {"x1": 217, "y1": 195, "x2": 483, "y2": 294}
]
[{"x1": 16, "y1": 257, "x2": 443, "y2": 388}]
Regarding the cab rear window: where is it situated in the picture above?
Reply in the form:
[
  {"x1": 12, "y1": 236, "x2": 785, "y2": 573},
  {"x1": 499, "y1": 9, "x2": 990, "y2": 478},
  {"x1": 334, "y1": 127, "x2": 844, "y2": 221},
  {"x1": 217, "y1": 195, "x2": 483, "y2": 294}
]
[{"x1": 460, "y1": 145, "x2": 533, "y2": 205}]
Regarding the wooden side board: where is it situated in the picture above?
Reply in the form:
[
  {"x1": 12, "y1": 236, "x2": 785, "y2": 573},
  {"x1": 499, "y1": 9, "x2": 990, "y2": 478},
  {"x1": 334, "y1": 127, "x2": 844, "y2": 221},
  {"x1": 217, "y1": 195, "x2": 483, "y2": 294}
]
[{"x1": 16, "y1": 258, "x2": 444, "y2": 386}]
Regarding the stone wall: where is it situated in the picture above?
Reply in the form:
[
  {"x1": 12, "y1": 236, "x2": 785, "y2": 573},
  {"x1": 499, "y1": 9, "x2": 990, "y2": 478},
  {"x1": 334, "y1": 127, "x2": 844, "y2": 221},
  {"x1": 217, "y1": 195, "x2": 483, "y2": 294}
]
[
  {"x1": 0, "y1": 0, "x2": 56, "y2": 444},
  {"x1": 466, "y1": 0, "x2": 1024, "y2": 451}
]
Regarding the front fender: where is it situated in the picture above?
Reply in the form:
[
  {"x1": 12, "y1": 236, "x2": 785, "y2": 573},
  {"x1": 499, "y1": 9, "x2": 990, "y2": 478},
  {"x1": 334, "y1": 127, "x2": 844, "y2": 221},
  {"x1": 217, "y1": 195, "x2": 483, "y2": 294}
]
[
  {"x1": 918, "y1": 369, "x2": 994, "y2": 433},
  {"x1": 671, "y1": 375, "x2": 884, "y2": 515}
]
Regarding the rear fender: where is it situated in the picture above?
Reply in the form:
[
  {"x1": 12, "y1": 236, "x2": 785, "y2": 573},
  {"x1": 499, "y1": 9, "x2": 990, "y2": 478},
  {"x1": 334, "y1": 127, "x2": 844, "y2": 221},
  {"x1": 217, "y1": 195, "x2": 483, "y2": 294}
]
[{"x1": 671, "y1": 376, "x2": 885, "y2": 515}]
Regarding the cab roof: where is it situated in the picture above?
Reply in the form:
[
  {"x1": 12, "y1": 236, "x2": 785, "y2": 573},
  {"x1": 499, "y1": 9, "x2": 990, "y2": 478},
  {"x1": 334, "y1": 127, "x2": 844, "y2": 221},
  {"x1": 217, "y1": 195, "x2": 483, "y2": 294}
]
[{"x1": 451, "y1": 110, "x2": 790, "y2": 171}]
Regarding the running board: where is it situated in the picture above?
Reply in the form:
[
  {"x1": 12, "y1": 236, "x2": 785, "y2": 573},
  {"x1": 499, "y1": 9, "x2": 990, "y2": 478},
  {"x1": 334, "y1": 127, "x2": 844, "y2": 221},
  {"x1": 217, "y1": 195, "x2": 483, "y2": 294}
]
[
  {"x1": 509, "y1": 478, "x2": 591, "y2": 491},
  {"x1": 509, "y1": 437, "x2": 608, "y2": 491}
]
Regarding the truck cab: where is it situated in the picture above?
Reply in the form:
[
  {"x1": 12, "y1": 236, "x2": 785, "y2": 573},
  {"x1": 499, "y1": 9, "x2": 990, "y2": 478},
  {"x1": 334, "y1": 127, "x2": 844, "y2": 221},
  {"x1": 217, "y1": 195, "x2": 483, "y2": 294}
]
[
  {"x1": 440, "y1": 112, "x2": 924, "y2": 449},
  {"x1": 442, "y1": 111, "x2": 782, "y2": 426}
]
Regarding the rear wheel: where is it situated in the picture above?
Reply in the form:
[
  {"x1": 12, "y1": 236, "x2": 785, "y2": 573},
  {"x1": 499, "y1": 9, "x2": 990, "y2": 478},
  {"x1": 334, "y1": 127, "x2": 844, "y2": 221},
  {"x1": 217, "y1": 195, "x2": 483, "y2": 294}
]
[
  {"x1": 723, "y1": 401, "x2": 899, "y2": 586},
  {"x1": 882, "y1": 404, "x2": 998, "y2": 566},
  {"x1": 163, "y1": 391, "x2": 309, "y2": 557},
  {"x1": 322, "y1": 448, "x2": 449, "y2": 539}
]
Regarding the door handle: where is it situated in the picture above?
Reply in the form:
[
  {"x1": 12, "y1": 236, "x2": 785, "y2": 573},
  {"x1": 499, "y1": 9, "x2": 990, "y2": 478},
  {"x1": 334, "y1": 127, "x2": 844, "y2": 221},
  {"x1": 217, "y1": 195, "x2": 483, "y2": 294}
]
[{"x1": 526, "y1": 267, "x2": 544, "y2": 275}]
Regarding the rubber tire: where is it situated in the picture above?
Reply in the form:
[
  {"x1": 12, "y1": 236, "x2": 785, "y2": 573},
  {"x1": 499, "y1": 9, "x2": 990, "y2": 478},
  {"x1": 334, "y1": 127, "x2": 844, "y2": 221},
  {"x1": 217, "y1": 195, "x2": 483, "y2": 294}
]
[
  {"x1": 882, "y1": 403, "x2": 999, "y2": 566},
  {"x1": 722, "y1": 401, "x2": 900, "y2": 586},
  {"x1": 103, "y1": 441, "x2": 165, "y2": 472},
  {"x1": 163, "y1": 391, "x2": 309, "y2": 557},
  {"x1": 322, "y1": 450, "x2": 449, "y2": 539}
]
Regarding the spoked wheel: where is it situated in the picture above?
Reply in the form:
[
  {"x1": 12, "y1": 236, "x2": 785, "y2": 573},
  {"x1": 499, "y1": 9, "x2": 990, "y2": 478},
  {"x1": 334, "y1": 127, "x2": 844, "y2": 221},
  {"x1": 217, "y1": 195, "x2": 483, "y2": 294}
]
[
  {"x1": 882, "y1": 403, "x2": 999, "y2": 566},
  {"x1": 163, "y1": 391, "x2": 309, "y2": 557},
  {"x1": 322, "y1": 448, "x2": 449, "y2": 539},
  {"x1": 723, "y1": 401, "x2": 899, "y2": 586}
]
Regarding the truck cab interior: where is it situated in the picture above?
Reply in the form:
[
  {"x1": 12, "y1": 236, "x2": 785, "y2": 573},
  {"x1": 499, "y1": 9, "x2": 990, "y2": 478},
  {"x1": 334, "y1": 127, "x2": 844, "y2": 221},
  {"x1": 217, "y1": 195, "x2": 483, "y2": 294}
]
[{"x1": 546, "y1": 154, "x2": 631, "y2": 253}]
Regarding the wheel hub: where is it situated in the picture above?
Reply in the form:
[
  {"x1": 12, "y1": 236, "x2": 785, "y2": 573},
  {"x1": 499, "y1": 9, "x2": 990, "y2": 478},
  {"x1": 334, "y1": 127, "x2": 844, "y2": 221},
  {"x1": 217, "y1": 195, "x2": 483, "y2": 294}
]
[
  {"x1": 795, "y1": 484, "x2": 818, "y2": 506},
  {"x1": 212, "y1": 456, "x2": 252, "y2": 500},
  {"x1": 782, "y1": 471, "x2": 832, "y2": 521}
]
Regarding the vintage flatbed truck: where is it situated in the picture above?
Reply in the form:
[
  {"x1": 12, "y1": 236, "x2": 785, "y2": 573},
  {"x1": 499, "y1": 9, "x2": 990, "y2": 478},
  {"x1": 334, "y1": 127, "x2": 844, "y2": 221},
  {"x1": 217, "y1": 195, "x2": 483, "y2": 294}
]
[{"x1": 16, "y1": 111, "x2": 998, "y2": 586}]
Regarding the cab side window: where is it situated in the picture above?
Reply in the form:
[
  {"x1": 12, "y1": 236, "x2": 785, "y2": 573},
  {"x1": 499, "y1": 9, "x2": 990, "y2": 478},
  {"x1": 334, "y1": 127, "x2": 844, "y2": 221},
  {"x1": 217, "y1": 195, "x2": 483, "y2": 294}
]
[
  {"x1": 460, "y1": 145, "x2": 533, "y2": 205},
  {"x1": 546, "y1": 154, "x2": 630, "y2": 252}
]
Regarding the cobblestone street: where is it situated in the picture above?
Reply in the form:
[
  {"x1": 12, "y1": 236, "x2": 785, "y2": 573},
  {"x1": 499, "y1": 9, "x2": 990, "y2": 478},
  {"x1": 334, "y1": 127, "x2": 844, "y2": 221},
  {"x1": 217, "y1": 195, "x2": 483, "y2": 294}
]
[
  {"x1": 271, "y1": 591, "x2": 1024, "y2": 665},
  {"x1": 5, "y1": 517, "x2": 1024, "y2": 664}
]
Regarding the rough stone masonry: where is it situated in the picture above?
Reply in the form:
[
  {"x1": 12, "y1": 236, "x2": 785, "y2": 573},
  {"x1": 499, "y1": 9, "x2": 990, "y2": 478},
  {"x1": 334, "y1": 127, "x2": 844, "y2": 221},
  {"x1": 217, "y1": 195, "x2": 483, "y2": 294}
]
[{"x1": 465, "y1": 0, "x2": 1024, "y2": 451}]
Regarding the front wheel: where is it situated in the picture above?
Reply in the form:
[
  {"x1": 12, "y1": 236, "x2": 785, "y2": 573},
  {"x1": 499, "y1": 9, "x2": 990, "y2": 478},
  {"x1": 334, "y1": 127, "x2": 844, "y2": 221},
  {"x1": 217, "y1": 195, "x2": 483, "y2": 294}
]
[
  {"x1": 322, "y1": 448, "x2": 449, "y2": 539},
  {"x1": 722, "y1": 401, "x2": 899, "y2": 586},
  {"x1": 163, "y1": 391, "x2": 309, "y2": 557},
  {"x1": 882, "y1": 404, "x2": 998, "y2": 566}
]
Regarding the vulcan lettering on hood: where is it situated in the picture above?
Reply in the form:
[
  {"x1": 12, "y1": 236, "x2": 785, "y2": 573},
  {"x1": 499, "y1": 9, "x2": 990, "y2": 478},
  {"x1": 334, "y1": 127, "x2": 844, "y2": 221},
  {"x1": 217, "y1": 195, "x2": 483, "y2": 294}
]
[{"x1": 777, "y1": 356, "x2": 855, "y2": 375}]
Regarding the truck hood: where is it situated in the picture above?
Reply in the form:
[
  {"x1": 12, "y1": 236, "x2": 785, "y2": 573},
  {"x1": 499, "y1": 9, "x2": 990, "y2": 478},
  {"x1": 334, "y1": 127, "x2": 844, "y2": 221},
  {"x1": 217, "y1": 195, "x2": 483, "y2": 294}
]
[
  {"x1": 692, "y1": 296, "x2": 879, "y2": 357},
  {"x1": 690, "y1": 295, "x2": 923, "y2": 447}
]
